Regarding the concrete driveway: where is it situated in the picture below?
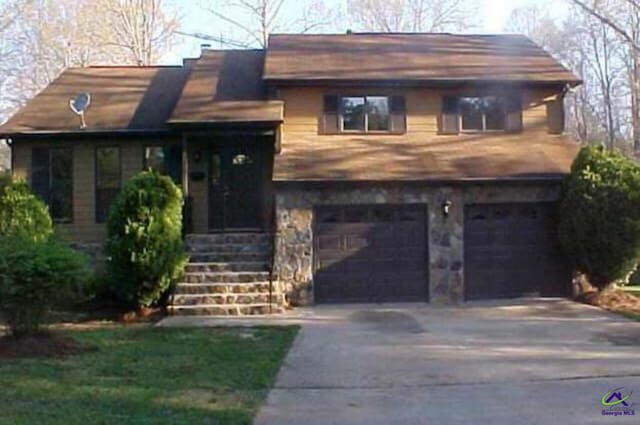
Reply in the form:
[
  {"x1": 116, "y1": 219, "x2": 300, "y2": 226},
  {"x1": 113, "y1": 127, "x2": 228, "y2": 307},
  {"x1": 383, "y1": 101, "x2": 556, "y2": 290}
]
[{"x1": 254, "y1": 299, "x2": 640, "y2": 425}]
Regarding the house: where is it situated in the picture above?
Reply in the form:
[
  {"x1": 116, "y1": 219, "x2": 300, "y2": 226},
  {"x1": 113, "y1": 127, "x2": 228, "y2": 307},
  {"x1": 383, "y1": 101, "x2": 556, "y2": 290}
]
[{"x1": 0, "y1": 33, "x2": 581, "y2": 314}]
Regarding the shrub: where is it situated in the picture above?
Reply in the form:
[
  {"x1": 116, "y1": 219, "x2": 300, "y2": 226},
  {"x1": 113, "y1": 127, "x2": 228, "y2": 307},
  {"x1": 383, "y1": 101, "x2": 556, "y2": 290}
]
[
  {"x1": 0, "y1": 172, "x2": 10, "y2": 195},
  {"x1": 105, "y1": 170, "x2": 187, "y2": 308},
  {"x1": 0, "y1": 237, "x2": 90, "y2": 337},
  {"x1": 0, "y1": 180, "x2": 53, "y2": 242},
  {"x1": 559, "y1": 146, "x2": 640, "y2": 289}
]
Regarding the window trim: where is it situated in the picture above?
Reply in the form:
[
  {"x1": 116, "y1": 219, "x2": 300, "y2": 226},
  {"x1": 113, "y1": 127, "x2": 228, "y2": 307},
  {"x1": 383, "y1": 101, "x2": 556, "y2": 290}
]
[
  {"x1": 458, "y1": 96, "x2": 507, "y2": 133},
  {"x1": 95, "y1": 146, "x2": 122, "y2": 224},
  {"x1": 31, "y1": 146, "x2": 74, "y2": 224},
  {"x1": 338, "y1": 95, "x2": 392, "y2": 134}
]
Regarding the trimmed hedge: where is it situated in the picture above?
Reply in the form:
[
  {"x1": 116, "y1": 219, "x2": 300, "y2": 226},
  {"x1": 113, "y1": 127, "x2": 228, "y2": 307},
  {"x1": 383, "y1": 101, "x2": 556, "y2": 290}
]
[
  {"x1": 105, "y1": 171, "x2": 187, "y2": 308},
  {"x1": 0, "y1": 180, "x2": 53, "y2": 242},
  {"x1": 559, "y1": 146, "x2": 640, "y2": 289}
]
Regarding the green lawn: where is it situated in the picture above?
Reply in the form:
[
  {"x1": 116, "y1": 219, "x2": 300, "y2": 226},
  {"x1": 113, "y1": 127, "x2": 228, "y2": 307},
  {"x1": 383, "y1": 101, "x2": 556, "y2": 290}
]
[{"x1": 0, "y1": 326, "x2": 298, "y2": 425}]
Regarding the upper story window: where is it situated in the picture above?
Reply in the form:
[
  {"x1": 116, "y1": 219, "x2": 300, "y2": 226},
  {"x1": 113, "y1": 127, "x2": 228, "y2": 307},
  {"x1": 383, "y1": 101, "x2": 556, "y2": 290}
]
[
  {"x1": 459, "y1": 97, "x2": 506, "y2": 132},
  {"x1": 341, "y1": 96, "x2": 390, "y2": 132},
  {"x1": 322, "y1": 95, "x2": 406, "y2": 134},
  {"x1": 440, "y1": 94, "x2": 522, "y2": 135},
  {"x1": 31, "y1": 147, "x2": 73, "y2": 223}
]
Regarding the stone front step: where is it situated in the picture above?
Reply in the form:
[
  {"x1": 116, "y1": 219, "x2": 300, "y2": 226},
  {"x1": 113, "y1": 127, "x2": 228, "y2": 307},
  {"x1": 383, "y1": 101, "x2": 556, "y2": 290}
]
[
  {"x1": 187, "y1": 242, "x2": 272, "y2": 254},
  {"x1": 188, "y1": 252, "x2": 271, "y2": 263},
  {"x1": 183, "y1": 271, "x2": 270, "y2": 284},
  {"x1": 175, "y1": 282, "x2": 274, "y2": 295},
  {"x1": 186, "y1": 233, "x2": 272, "y2": 246},
  {"x1": 169, "y1": 304, "x2": 285, "y2": 316},
  {"x1": 185, "y1": 262, "x2": 269, "y2": 273},
  {"x1": 172, "y1": 292, "x2": 285, "y2": 306}
]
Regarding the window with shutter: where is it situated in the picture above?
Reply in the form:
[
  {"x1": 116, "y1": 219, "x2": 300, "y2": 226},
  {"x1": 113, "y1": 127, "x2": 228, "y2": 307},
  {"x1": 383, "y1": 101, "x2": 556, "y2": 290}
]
[
  {"x1": 31, "y1": 147, "x2": 73, "y2": 222},
  {"x1": 96, "y1": 147, "x2": 121, "y2": 223},
  {"x1": 505, "y1": 94, "x2": 523, "y2": 133},
  {"x1": 322, "y1": 95, "x2": 340, "y2": 134},
  {"x1": 439, "y1": 96, "x2": 460, "y2": 134},
  {"x1": 321, "y1": 95, "x2": 404, "y2": 134},
  {"x1": 547, "y1": 95, "x2": 565, "y2": 134},
  {"x1": 390, "y1": 95, "x2": 406, "y2": 134}
]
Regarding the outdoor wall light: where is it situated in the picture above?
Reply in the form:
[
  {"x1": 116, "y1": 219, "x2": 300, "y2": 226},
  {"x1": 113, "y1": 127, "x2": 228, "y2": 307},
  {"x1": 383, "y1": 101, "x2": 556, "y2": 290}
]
[{"x1": 442, "y1": 199, "x2": 453, "y2": 217}]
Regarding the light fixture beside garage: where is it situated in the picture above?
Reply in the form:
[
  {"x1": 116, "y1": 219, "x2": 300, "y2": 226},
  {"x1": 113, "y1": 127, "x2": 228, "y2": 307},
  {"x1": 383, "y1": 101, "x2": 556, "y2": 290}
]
[{"x1": 442, "y1": 199, "x2": 453, "y2": 217}]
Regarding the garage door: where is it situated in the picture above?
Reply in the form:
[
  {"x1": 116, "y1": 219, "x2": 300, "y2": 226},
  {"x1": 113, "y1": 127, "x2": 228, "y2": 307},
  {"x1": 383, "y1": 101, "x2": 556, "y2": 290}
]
[
  {"x1": 464, "y1": 203, "x2": 570, "y2": 300},
  {"x1": 314, "y1": 205, "x2": 428, "y2": 303}
]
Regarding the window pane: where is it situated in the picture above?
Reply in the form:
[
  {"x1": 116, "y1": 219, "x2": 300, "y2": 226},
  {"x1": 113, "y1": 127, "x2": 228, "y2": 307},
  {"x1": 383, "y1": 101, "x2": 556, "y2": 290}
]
[
  {"x1": 341, "y1": 97, "x2": 365, "y2": 131},
  {"x1": 97, "y1": 148, "x2": 120, "y2": 189},
  {"x1": 96, "y1": 147, "x2": 120, "y2": 223},
  {"x1": 366, "y1": 96, "x2": 390, "y2": 131},
  {"x1": 145, "y1": 146, "x2": 167, "y2": 175},
  {"x1": 211, "y1": 153, "x2": 221, "y2": 186},
  {"x1": 50, "y1": 148, "x2": 73, "y2": 222},
  {"x1": 484, "y1": 97, "x2": 505, "y2": 130},
  {"x1": 460, "y1": 97, "x2": 484, "y2": 130}
]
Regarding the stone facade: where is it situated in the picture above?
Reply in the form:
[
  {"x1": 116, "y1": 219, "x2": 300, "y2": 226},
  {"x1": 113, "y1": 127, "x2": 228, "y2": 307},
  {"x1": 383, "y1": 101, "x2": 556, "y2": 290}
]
[{"x1": 274, "y1": 182, "x2": 562, "y2": 306}]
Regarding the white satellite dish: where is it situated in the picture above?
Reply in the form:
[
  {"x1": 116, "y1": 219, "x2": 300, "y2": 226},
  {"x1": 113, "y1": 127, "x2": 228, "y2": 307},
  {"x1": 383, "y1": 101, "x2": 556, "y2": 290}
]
[{"x1": 69, "y1": 93, "x2": 91, "y2": 129}]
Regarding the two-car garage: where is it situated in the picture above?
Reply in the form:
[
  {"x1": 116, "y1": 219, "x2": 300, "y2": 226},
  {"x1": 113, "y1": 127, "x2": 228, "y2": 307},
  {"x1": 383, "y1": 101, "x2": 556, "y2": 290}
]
[{"x1": 313, "y1": 203, "x2": 570, "y2": 303}]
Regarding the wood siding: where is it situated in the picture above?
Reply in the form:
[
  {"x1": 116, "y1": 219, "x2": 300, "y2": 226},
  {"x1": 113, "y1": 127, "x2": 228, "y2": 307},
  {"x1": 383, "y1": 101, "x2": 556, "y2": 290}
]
[
  {"x1": 280, "y1": 86, "x2": 562, "y2": 145},
  {"x1": 274, "y1": 86, "x2": 577, "y2": 181},
  {"x1": 12, "y1": 139, "x2": 169, "y2": 243}
]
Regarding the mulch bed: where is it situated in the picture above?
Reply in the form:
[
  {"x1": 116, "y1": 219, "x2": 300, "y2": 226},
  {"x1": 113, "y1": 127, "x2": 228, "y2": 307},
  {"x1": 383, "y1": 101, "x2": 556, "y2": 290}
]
[
  {"x1": 0, "y1": 332, "x2": 94, "y2": 359},
  {"x1": 576, "y1": 288, "x2": 640, "y2": 317}
]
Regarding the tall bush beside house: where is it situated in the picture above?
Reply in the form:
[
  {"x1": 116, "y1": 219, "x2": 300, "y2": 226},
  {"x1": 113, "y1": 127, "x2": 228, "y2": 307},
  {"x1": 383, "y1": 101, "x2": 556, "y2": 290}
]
[
  {"x1": 105, "y1": 170, "x2": 187, "y2": 308},
  {"x1": 559, "y1": 146, "x2": 640, "y2": 289},
  {"x1": 0, "y1": 180, "x2": 53, "y2": 241}
]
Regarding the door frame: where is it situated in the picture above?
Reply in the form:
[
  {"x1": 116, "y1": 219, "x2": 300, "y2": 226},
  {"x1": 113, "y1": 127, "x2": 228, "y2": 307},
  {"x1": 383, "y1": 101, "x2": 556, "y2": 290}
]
[{"x1": 207, "y1": 143, "x2": 265, "y2": 233}]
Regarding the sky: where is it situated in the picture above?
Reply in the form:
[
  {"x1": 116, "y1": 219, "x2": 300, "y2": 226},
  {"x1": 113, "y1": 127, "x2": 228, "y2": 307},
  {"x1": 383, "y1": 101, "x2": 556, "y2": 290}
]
[{"x1": 165, "y1": 0, "x2": 569, "y2": 65}]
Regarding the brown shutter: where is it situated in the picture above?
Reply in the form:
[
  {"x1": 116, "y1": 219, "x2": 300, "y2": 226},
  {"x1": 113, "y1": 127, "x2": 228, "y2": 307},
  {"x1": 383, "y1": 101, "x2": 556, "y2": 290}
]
[
  {"x1": 505, "y1": 94, "x2": 523, "y2": 133},
  {"x1": 321, "y1": 95, "x2": 340, "y2": 134},
  {"x1": 547, "y1": 95, "x2": 565, "y2": 134},
  {"x1": 389, "y1": 95, "x2": 407, "y2": 134},
  {"x1": 438, "y1": 96, "x2": 459, "y2": 134}
]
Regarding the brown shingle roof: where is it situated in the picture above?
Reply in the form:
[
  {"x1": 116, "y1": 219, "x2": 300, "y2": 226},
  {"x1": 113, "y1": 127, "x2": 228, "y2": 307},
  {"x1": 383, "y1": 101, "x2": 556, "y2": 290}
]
[
  {"x1": 265, "y1": 33, "x2": 580, "y2": 84},
  {"x1": 274, "y1": 134, "x2": 580, "y2": 181},
  {"x1": 0, "y1": 66, "x2": 188, "y2": 134},
  {"x1": 169, "y1": 50, "x2": 283, "y2": 124}
]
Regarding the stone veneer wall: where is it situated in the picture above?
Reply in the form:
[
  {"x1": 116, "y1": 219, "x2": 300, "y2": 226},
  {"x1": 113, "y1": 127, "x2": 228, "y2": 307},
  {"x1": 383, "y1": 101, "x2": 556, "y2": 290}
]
[{"x1": 274, "y1": 182, "x2": 562, "y2": 306}]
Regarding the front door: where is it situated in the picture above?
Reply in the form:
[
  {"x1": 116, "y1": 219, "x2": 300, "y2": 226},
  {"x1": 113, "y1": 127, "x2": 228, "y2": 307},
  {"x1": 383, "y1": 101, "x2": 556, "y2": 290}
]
[{"x1": 209, "y1": 145, "x2": 263, "y2": 231}]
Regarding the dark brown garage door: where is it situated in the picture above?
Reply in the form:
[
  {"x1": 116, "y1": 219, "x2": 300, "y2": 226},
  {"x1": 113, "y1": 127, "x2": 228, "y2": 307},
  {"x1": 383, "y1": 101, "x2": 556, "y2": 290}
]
[
  {"x1": 464, "y1": 203, "x2": 570, "y2": 300},
  {"x1": 314, "y1": 205, "x2": 428, "y2": 303}
]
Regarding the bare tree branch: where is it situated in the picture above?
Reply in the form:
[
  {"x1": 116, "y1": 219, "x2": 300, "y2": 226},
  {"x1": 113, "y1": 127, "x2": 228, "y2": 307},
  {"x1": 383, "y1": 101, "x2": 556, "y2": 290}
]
[{"x1": 569, "y1": 0, "x2": 640, "y2": 51}]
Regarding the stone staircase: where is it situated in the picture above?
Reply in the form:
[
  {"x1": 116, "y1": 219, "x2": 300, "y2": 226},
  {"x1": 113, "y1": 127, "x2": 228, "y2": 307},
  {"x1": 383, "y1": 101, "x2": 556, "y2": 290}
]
[{"x1": 169, "y1": 233, "x2": 285, "y2": 316}]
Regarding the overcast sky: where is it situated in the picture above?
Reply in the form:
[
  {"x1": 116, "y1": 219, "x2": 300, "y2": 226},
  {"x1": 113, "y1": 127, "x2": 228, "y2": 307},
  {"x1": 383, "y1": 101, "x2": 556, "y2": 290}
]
[{"x1": 169, "y1": 0, "x2": 569, "y2": 64}]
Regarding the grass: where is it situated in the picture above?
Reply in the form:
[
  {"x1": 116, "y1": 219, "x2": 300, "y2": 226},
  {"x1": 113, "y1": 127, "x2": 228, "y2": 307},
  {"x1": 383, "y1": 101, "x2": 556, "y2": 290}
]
[{"x1": 0, "y1": 326, "x2": 298, "y2": 425}]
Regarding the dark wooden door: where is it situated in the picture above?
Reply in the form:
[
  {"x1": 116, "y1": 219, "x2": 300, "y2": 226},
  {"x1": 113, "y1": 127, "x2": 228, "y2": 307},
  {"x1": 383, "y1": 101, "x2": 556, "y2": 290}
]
[
  {"x1": 314, "y1": 205, "x2": 428, "y2": 303},
  {"x1": 209, "y1": 145, "x2": 263, "y2": 231},
  {"x1": 464, "y1": 203, "x2": 570, "y2": 301}
]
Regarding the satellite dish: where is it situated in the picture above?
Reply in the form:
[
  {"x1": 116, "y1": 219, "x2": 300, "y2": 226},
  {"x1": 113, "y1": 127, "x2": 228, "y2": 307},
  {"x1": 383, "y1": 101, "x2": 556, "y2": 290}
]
[{"x1": 69, "y1": 93, "x2": 91, "y2": 129}]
